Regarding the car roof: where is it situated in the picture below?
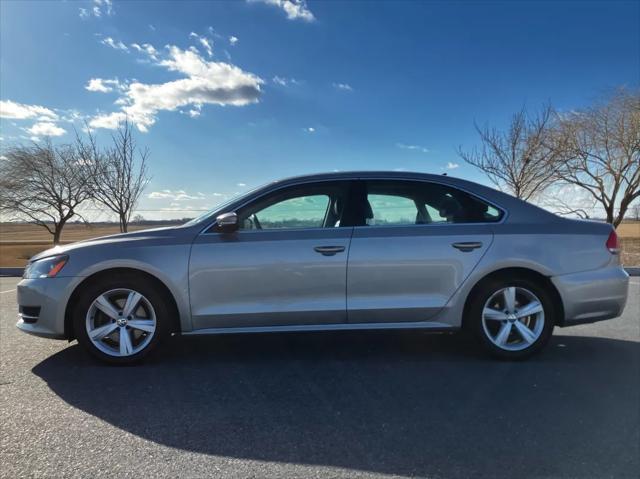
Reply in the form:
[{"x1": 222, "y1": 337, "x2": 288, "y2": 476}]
[{"x1": 273, "y1": 170, "x2": 451, "y2": 184}]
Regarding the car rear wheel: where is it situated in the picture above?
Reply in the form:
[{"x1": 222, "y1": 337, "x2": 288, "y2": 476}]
[
  {"x1": 73, "y1": 275, "x2": 170, "y2": 364},
  {"x1": 468, "y1": 278, "x2": 556, "y2": 359}
]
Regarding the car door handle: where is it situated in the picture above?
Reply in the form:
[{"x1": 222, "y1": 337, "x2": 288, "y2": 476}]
[
  {"x1": 314, "y1": 246, "x2": 346, "y2": 256},
  {"x1": 451, "y1": 241, "x2": 483, "y2": 252}
]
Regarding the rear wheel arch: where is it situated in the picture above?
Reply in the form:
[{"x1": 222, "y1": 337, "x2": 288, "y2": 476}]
[
  {"x1": 461, "y1": 267, "x2": 565, "y2": 329},
  {"x1": 64, "y1": 268, "x2": 181, "y2": 340}
]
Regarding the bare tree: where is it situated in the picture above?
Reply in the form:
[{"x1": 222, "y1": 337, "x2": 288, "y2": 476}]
[
  {"x1": 0, "y1": 140, "x2": 93, "y2": 244},
  {"x1": 553, "y1": 89, "x2": 640, "y2": 227},
  {"x1": 538, "y1": 184, "x2": 597, "y2": 220},
  {"x1": 459, "y1": 105, "x2": 560, "y2": 201},
  {"x1": 89, "y1": 121, "x2": 150, "y2": 232}
]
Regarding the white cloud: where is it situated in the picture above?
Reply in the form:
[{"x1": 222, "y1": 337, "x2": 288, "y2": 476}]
[
  {"x1": 89, "y1": 111, "x2": 127, "y2": 130},
  {"x1": 446, "y1": 162, "x2": 459, "y2": 169},
  {"x1": 80, "y1": 0, "x2": 114, "y2": 19},
  {"x1": 333, "y1": 82, "x2": 353, "y2": 91},
  {"x1": 237, "y1": 182, "x2": 247, "y2": 187},
  {"x1": 89, "y1": 44, "x2": 263, "y2": 132},
  {"x1": 0, "y1": 156, "x2": 8, "y2": 161},
  {"x1": 148, "y1": 190, "x2": 206, "y2": 201},
  {"x1": 85, "y1": 78, "x2": 121, "y2": 93},
  {"x1": 0, "y1": 100, "x2": 70, "y2": 142},
  {"x1": 305, "y1": 127, "x2": 315, "y2": 133},
  {"x1": 26, "y1": 121, "x2": 66, "y2": 137},
  {"x1": 180, "y1": 104, "x2": 202, "y2": 118},
  {"x1": 272, "y1": 76, "x2": 300, "y2": 86},
  {"x1": 189, "y1": 32, "x2": 213, "y2": 57},
  {"x1": 397, "y1": 142, "x2": 429, "y2": 154},
  {"x1": 101, "y1": 37, "x2": 129, "y2": 52},
  {"x1": 207, "y1": 26, "x2": 223, "y2": 39},
  {"x1": 229, "y1": 36, "x2": 239, "y2": 46},
  {"x1": 100, "y1": 0, "x2": 114, "y2": 16},
  {"x1": 0, "y1": 100, "x2": 58, "y2": 120},
  {"x1": 130, "y1": 43, "x2": 158, "y2": 60},
  {"x1": 249, "y1": 0, "x2": 315, "y2": 22}
]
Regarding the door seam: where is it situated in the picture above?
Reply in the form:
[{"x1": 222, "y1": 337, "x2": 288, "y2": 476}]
[{"x1": 344, "y1": 226, "x2": 355, "y2": 323}]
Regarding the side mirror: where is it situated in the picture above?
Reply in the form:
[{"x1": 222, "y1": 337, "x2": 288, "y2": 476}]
[{"x1": 216, "y1": 212, "x2": 239, "y2": 233}]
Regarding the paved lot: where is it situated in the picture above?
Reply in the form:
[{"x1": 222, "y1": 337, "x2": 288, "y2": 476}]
[{"x1": 1, "y1": 276, "x2": 638, "y2": 479}]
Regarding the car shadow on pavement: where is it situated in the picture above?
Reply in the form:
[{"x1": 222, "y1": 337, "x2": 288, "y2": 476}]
[{"x1": 32, "y1": 332, "x2": 639, "y2": 478}]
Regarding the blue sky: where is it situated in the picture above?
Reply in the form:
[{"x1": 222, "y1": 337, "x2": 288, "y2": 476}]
[{"x1": 1, "y1": 0, "x2": 638, "y2": 220}]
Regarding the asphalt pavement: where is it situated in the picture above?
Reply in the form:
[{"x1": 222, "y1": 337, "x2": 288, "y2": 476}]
[{"x1": 1, "y1": 276, "x2": 638, "y2": 479}]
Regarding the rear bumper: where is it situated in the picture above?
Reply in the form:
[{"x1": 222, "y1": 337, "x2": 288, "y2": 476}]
[{"x1": 552, "y1": 266, "x2": 629, "y2": 327}]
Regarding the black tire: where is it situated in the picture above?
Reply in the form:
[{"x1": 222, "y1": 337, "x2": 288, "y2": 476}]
[
  {"x1": 466, "y1": 277, "x2": 556, "y2": 360},
  {"x1": 73, "y1": 273, "x2": 171, "y2": 365}
]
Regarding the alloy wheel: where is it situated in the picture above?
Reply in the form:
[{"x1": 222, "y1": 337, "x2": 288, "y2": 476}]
[
  {"x1": 85, "y1": 288, "x2": 157, "y2": 357},
  {"x1": 481, "y1": 286, "x2": 545, "y2": 351}
]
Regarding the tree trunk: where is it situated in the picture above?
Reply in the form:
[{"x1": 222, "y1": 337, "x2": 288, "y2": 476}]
[
  {"x1": 53, "y1": 226, "x2": 63, "y2": 245},
  {"x1": 53, "y1": 217, "x2": 69, "y2": 245},
  {"x1": 120, "y1": 214, "x2": 128, "y2": 233},
  {"x1": 604, "y1": 205, "x2": 615, "y2": 226},
  {"x1": 614, "y1": 196, "x2": 635, "y2": 228}
]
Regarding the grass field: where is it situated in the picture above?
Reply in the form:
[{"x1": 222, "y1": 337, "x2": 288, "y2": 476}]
[
  {"x1": 0, "y1": 223, "x2": 174, "y2": 267},
  {"x1": 1, "y1": 221, "x2": 639, "y2": 267}
]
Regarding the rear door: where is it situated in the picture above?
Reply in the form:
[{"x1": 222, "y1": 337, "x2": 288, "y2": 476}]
[{"x1": 346, "y1": 179, "x2": 501, "y2": 323}]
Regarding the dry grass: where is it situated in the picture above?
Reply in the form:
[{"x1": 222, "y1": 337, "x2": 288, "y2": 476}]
[
  {"x1": 0, "y1": 223, "x2": 174, "y2": 267},
  {"x1": 0, "y1": 222, "x2": 168, "y2": 242},
  {"x1": 617, "y1": 222, "x2": 640, "y2": 238},
  {"x1": 620, "y1": 238, "x2": 640, "y2": 267},
  {"x1": 1, "y1": 221, "x2": 639, "y2": 267},
  {"x1": 617, "y1": 221, "x2": 640, "y2": 266}
]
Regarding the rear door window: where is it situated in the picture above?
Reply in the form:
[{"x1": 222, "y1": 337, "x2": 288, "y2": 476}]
[
  {"x1": 367, "y1": 194, "x2": 420, "y2": 226},
  {"x1": 353, "y1": 180, "x2": 503, "y2": 226}
]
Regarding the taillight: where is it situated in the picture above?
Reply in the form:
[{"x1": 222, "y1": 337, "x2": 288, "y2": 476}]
[{"x1": 606, "y1": 230, "x2": 620, "y2": 254}]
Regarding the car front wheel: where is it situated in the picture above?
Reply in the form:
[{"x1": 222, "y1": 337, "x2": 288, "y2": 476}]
[
  {"x1": 468, "y1": 278, "x2": 556, "y2": 359},
  {"x1": 73, "y1": 275, "x2": 170, "y2": 364}
]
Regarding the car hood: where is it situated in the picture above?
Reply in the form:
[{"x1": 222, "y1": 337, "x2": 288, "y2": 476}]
[{"x1": 29, "y1": 226, "x2": 189, "y2": 262}]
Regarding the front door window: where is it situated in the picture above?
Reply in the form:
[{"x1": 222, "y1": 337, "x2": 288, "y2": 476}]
[{"x1": 236, "y1": 182, "x2": 349, "y2": 230}]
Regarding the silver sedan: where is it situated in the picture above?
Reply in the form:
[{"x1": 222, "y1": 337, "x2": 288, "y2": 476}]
[{"x1": 16, "y1": 172, "x2": 629, "y2": 364}]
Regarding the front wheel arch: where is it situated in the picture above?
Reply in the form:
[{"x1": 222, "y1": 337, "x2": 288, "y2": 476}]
[
  {"x1": 64, "y1": 268, "x2": 181, "y2": 340},
  {"x1": 461, "y1": 267, "x2": 565, "y2": 330}
]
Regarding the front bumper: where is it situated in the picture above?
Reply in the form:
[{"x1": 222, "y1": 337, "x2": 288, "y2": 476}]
[
  {"x1": 16, "y1": 276, "x2": 78, "y2": 339},
  {"x1": 552, "y1": 266, "x2": 629, "y2": 327}
]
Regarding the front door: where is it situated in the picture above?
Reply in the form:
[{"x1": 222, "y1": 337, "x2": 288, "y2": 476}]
[
  {"x1": 346, "y1": 179, "x2": 501, "y2": 323},
  {"x1": 189, "y1": 181, "x2": 353, "y2": 330}
]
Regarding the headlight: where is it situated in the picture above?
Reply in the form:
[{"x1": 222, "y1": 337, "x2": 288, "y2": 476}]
[{"x1": 23, "y1": 255, "x2": 69, "y2": 279}]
